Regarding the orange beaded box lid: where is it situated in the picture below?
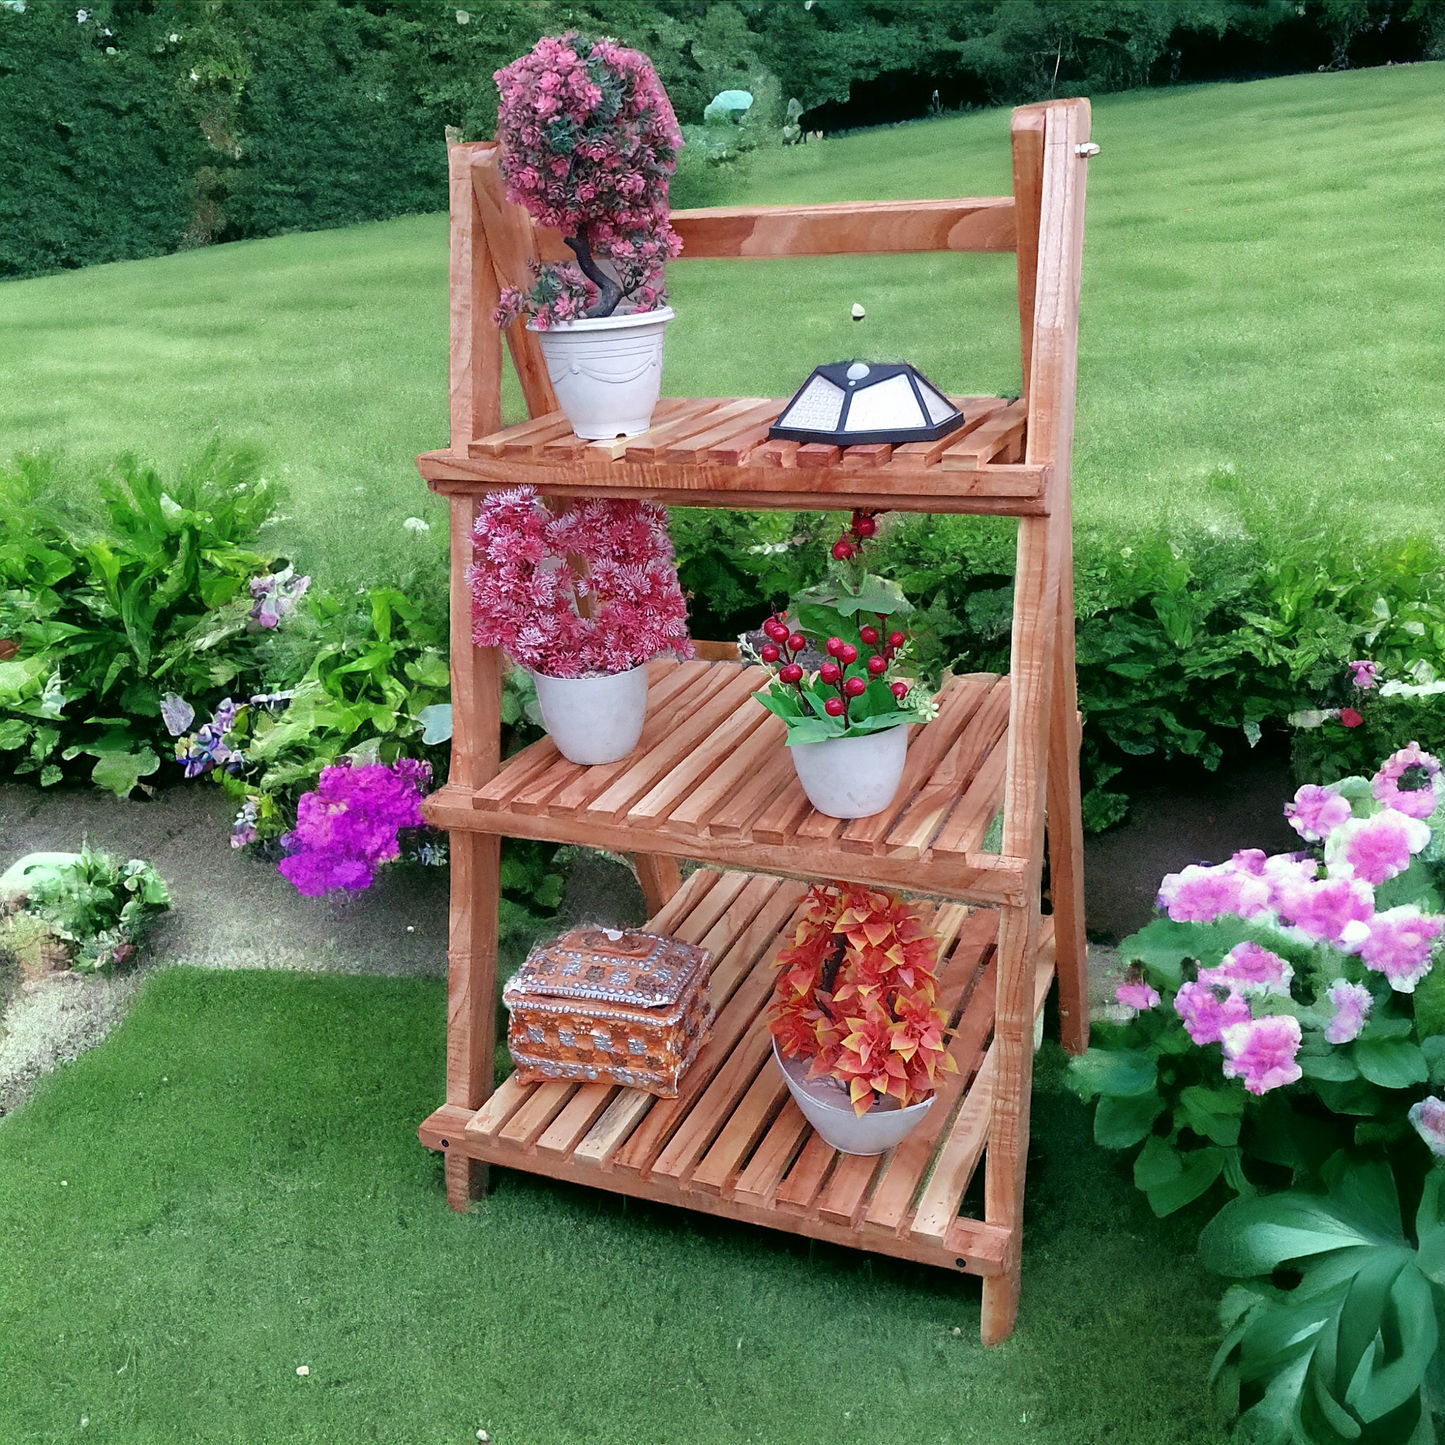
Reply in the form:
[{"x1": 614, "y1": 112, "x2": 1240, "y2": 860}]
[{"x1": 503, "y1": 927, "x2": 713, "y2": 1097}]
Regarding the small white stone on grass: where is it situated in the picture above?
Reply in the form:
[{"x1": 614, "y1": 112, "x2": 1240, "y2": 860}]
[
  {"x1": 851, "y1": 303, "x2": 866, "y2": 320},
  {"x1": 60, "y1": 1180, "x2": 67, "y2": 1187},
  {"x1": 403, "y1": 517, "x2": 431, "y2": 533},
  {"x1": 951, "y1": 1326, "x2": 962, "y2": 1337},
  {"x1": 406, "y1": 925, "x2": 415, "y2": 933},
  {"x1": 296, "y1": 1365, "x2": 310, "y2": 1377},
  {"x1": 476, "y1": 1431, "x2": 490, "y2": 1442}
]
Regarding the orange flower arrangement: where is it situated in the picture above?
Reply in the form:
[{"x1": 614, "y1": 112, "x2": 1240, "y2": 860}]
[{"x1": 768, "y1": 883, "x2": 956, "y2": 1115}]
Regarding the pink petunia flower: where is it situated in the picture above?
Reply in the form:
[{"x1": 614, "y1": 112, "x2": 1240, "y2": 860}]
[
  {"x1": 1115, "y1": 982, "x2": 1161, "y2": 1012},
  {"x1": 1156, "y1": 860, "x2": 1270, "y2": 923},
  {"x1": 1285, "y1": 783, "x2": 1354, "y2": 843},
  {"x1": 1322, "y1": 978, "x2": 1372, "y2": 1044},
  {"x1": 1274, "y1": 873, "x2": 1375, "y2": 945},
  {"x1": 1372, "y1": 742, "x2": 1443, "y2": 821},
  {"x1": 1174, "y1": 981, "x2": 1252, "y2": 1046},
  {"x1": 1325, "y1": 809, "x2": 1431, "y2": 886},
  {"x1": 1198, "y1": 941, "x2": 1294, "y2": 998},
  {"x1": 1355, "y1": 906, "x2": 1443, "y2": 992},
  {"x1": 1409, "y1": 1097, "x2": 1445, "y2": 1156},
  {"x1": 1220, "y1": 1014, "x2": 1303, "y2": 1095},
  {"x1": 1348, "y1": 660, "x2": 1380, "y2": 690}
]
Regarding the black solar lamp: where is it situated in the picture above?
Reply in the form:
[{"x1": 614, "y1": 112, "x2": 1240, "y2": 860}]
[{"x1": 767, "y1": 361, "x2": 967, "y2": 447}]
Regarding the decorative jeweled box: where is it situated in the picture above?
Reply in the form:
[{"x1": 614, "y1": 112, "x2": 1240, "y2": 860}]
[{"x1": 503, "y1": 927, "x2": 713, "y2": 1098}]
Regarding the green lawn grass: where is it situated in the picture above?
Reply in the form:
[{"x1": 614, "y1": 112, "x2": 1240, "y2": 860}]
[
  {"x1": 0, "y1": 967, "x2": 1226, "y2": 1445},
  {"x1": 1, "y1": 64, "x2": 1440, "y2": 587}
]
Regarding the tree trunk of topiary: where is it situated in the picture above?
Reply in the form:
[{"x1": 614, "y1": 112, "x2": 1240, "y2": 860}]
[{"x1": 565, "y1": 226, "x2": 623, "y2": 318}]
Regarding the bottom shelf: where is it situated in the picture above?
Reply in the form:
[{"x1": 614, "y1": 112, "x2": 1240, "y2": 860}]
[{"x1": 418, "y1": 867, "x2": 1055, "y2": 1278}]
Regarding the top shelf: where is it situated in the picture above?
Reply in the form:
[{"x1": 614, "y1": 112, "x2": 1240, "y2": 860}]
[{"x1": 419, "y1": 395, "x2": 1046, "y2": 515}]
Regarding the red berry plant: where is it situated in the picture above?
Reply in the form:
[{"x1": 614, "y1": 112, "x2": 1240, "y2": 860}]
[
  {"x1": 490, "y1": 33, "x2": 683, "y2": 329},
  {"x1": 769, "y1": 882, "x2": 957, "y2": 1115},
  {"x1": 469, "y1": 486, "x2": 692, "y2": 678},
  {"x1": 747, "y1": 511, "x2": 936, "y2": 742}
]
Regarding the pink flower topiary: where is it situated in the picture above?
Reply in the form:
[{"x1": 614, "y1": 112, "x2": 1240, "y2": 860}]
[
  {"x1": 492, "y1": 33, "x2": 683, "y2": 327},
  {"x1": 1285, "y1": 783, "x2": 1353, "y2": 843},
  {"x1": 1322, "y1": 978, "x2": 1372, "y2": 1044},
  {"x1": 469, "y1": 486, "x2": 692, "y2": 678},
  {"x1": 1220, "y1": 1014, "x2": 1302, "y2": 1095}
]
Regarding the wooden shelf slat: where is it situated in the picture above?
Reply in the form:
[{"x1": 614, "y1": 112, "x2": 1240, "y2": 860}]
[
  {"x1": 424, "y1": 869, "x2": 1041, "y2": 1279},
  {"x1": 425, "y1": 392, "x2": 1044, "y2": 516},
  {"x1": 427, "y1": 661, "x2": 1028, "y2": 906}
]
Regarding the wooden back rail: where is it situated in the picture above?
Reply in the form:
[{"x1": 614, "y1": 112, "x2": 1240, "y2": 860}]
[{"x1": 426, "y1": 100, "x2": 1093, "y2": 1348}]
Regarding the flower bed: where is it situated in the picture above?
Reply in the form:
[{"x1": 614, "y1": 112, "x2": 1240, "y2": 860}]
[{"x1": 1072, "y1": 744, "x2": 1445, "y2": 1441}]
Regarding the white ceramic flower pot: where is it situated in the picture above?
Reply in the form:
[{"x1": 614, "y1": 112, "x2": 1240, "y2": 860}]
[
  {"x1": 530, "y1": 664, "x2": 649, "y2": 766},
  {"x1": 774, "y1": 1043, "x2": 934, "y2": 1156},
  {"x1": 531, "y1": 307, "x2": 673, "y2": 440},
  {"x1": 789, "y1": 725, "x2": 909, "y2": 819}
]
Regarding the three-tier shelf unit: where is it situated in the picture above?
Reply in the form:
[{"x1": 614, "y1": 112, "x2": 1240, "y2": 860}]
[{"x1": 416, "y1": 98, "x2": 1093, "y2": 1345}]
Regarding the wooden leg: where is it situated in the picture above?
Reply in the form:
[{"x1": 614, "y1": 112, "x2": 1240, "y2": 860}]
[
  {"x1": 445, "y1": 831, "x2": 501, "y2": 1211},
  {"x1": 981, "y1": 1261, "x2": 1023, "y2": 1346},
  {"x1": 981, "y1": 901, "x2": 1038, "y2": 1346},
  {"x1": 1046, "y1": 604, "x2": 1088, "y2": 1056},
  {"x1": 635, "y1": 853, "x2": 682, "y2": 917},
  {"x1": 445, "y1": 1153, "x2": 489, "y2": 1212}
]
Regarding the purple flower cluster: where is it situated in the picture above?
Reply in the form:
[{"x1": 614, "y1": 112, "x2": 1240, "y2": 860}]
[
  {"x1": 249, "y1": 566, "x2": 310, "y2": 629},
  {"x1": 278, "y1": 758, "x2": 431, "y2": 897},
  {"x1": 172, "y1": 698, "x2": 241, "y2": 778}
]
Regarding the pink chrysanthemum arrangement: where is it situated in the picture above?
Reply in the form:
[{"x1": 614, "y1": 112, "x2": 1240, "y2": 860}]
[
  {"x1": 491, "y1": 33, "x2": 683, "y2": 328},
  {"x1": 278, "y1": 758, "x2": 430, "y2": 897},
  {"x1": 469, "y1": 487, "x2": 692, "y2": 679}
]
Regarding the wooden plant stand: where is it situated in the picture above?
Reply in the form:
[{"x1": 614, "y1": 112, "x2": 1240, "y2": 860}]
[{"x1": 416, "y1": 100, "x2": 1093, "y2": 1346}]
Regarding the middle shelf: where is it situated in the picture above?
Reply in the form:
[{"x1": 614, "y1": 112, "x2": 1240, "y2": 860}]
[{"x1": 423, "y1": 657, "x2": 1025, "y2": 904}]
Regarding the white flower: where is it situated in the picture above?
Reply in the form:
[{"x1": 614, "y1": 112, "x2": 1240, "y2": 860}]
[
  {"x1": 76, "y1": 8, "x2": 89, "y2": 20},
  {"x1": 403, "y1": 516, "x2": 431, "y2": 533},
  {"x1": 169, "y1": 32, "x2": 180, "y2": 42}
]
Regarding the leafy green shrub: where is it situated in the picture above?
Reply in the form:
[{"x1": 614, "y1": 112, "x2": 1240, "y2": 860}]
[
  {"x1": 0, "y1": 446, "x2": 563, "y2": 936},
  {"x1": 0, "y1": 444, "x2": 276, "y2": 794},
  {"x1": 0, "y1": 847, "x2": 170, "y2": 974}
]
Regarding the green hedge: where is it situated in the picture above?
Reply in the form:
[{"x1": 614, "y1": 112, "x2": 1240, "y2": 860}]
[{"x1": 3, "y1": 0, "x2": 1441, "y2": 281}]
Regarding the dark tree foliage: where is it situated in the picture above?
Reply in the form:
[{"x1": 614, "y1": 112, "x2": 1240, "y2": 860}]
[{"x1": 1, "y1": 0, "x2": 1440, "y2": 278}]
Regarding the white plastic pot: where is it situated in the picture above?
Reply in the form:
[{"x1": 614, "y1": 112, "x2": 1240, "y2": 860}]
[
  {"x1": 530, "y1": 664, "x2": 649, "y2": 765},
  {"x1": 774, "y1": 1043, "x2": 934, "y2": 1156},
  {"x1": 789, "y1": 724, "x2": 909, "y2": 819},
  {"x1": 531, "y1": 307, "x2": 673, "y2": 440}
]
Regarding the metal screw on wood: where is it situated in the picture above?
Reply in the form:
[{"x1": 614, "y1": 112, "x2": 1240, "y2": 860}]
[{"x1": 1074, "y1": 142, "x2": 1100, "y2": 158}]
